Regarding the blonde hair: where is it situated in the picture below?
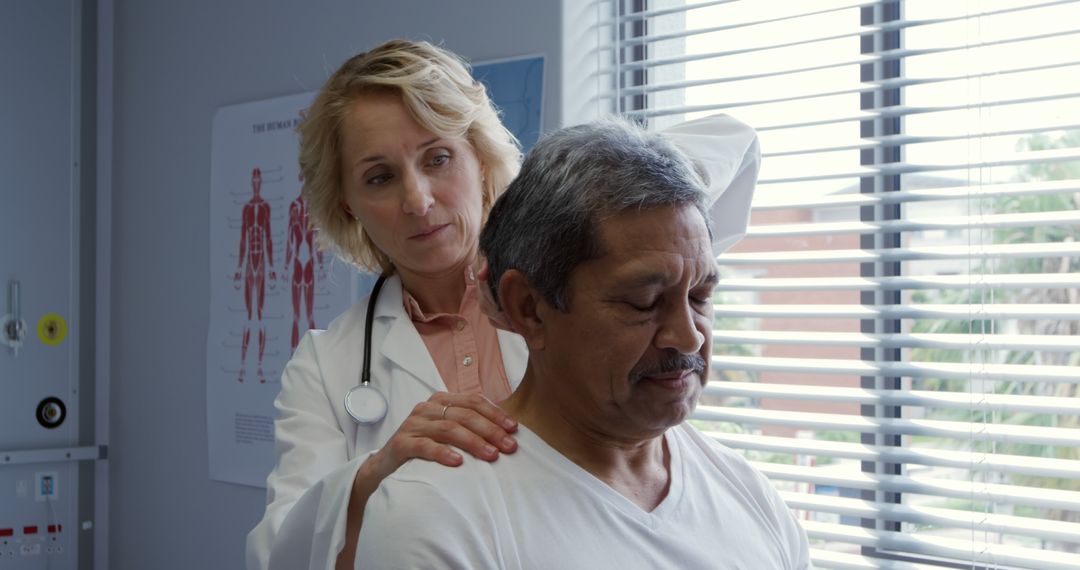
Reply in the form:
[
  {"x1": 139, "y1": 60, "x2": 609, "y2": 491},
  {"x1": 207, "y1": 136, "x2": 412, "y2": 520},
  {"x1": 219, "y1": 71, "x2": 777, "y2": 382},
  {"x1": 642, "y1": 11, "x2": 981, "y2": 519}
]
[{"x1": 298, "y1": 39, "x2": 522, "y2": 273}]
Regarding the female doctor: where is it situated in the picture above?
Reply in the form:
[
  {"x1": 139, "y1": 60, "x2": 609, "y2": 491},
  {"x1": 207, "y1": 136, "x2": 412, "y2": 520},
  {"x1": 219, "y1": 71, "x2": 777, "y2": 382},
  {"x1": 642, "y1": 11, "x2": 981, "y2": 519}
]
[
  {"x1": 245, "y1": 38, "x2": 762, "y2": 570},
  {"x1": 245, "y1": 39, "x2": 528, "y2": 570}
]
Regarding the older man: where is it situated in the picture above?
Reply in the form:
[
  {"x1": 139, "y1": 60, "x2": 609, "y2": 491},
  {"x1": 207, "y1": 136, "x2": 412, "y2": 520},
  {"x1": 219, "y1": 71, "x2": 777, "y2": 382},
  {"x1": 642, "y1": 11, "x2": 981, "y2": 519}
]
[{"x1": 356, "y1": 117, "x2": 811, "y2": 569}]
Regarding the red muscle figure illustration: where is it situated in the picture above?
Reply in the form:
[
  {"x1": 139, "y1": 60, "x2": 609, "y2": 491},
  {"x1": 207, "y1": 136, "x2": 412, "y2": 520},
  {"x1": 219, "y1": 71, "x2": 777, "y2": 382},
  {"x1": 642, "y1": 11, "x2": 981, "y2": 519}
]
[
  {"x1": 234, "y1": 168, "x2": 276, "y2": 383},
  {"x1": 284, "y1": 173, "x2": 325, "y2": 351}
]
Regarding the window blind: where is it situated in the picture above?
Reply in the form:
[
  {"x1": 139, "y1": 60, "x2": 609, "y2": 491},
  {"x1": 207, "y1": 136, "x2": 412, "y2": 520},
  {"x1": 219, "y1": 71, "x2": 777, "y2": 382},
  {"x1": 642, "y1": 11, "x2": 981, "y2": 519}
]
[{"x1": 609, "y1": 1, "x2": 1080, "y2": 568}]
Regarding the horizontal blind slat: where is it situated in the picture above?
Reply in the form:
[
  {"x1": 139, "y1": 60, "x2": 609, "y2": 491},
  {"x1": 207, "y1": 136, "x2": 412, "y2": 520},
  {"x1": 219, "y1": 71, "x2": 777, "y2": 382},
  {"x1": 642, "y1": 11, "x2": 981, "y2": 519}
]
[
  {"x1": 621, "y1": 57, "x2": 1080, "y2": 99},
  {"x1": 751, "y1": 179, "x2": 1080, "y2": 210},
  {"x1": 711, "y1": 303, "x2": 1080, "y2": 320},
  {"x1": 746, "y1": 209, "x2": 1080, "y2": 238},
  {"x1": 703, "y1": 381, "x2": 1080, "y2": 414},
  {"x1": 752, "y1": 462, "x2": 1080, "y2": 512},
  {"x1": 695, "y1": 408, "x2": 1075, "y2": 446},
  {"x1": 716, "y1": 241, "x2": 1080, "y2": 264},
  {"x1": 808, "y1": 549, "x2": 941, "y2": 570},
  {"x1": 617, "y1": 0, "x2": 1080, "y2": 46},
  {"x1": 617, "y1": 26, "x2": 1080, "y2": 75},
  {"x1": 757, "y1": 147, "x2": 1080, "y2": 185},
  {"x1": 799, "y1": 520, "x2": 1080, "y2": 569},
  {"x1": 709, "y1": 354, "x2": 1080, "y2": 382},
  {"x1": 629, "y1": 83, "x2": 1080, "y2": 125},
  {"x1": 618, "y1": 1, "x2": 872, "y2": 48},
  {"x1": 696, "y1": 406, "x2": 1080, "y2": 446},
  {"x1": 710, "y1": 330, "x2": 1080, "y2": 352},
  {"x1": 614, "y1": 0, "x2": 736, "y2": 23},
  {"x1": 705, "y1": 432, "x2": 1080, "y2": 479},
  {"x1": 713, "y1": 273, "x2": 1080, "y2": 292},
  {"x1": 780, "y1": 491, "x2": 1080, "y2": 544}
]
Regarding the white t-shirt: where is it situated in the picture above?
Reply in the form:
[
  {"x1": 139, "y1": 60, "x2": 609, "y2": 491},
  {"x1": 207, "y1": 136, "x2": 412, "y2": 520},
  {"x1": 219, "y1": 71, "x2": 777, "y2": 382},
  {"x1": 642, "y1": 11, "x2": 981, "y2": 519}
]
[{"x1": 357, "y1": 422, "x2": 811, "y2": 569}]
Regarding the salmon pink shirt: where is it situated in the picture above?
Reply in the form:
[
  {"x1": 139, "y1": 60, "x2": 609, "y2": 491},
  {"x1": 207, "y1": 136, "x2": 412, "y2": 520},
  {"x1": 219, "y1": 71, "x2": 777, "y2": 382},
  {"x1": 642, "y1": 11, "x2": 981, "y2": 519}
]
[{"x1": 401, "y1": 268, "x2": 512, "y2": 402}]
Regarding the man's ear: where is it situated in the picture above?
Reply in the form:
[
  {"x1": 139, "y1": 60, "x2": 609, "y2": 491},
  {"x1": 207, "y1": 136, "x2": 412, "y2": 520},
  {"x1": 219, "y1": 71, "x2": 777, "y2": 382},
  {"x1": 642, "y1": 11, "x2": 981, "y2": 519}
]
[{"x1": 498, "y1": 269, "x2": 546, "y2": 351}]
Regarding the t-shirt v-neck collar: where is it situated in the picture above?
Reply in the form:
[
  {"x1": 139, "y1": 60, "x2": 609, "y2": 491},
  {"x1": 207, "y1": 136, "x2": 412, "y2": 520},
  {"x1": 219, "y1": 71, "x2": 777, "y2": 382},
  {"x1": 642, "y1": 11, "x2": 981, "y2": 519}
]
[{"x1": 515, "y1": 424, "x2": 686, "y2": 528}]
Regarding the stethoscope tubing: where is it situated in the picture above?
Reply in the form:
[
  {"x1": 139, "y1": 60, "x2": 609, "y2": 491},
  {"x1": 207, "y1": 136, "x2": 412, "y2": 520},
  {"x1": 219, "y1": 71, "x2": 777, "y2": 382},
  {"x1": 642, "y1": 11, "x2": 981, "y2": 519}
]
[
  {"x1": 344, "y1": 273, "x2": 391, "y2": 424},
  {"x1": 361, "y1": 273, "x2": 389, "y2": 387}
]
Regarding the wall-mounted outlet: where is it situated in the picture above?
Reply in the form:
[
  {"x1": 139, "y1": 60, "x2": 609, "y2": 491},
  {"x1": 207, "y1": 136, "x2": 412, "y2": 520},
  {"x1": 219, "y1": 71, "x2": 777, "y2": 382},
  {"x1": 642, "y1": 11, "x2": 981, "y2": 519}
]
[{"x1": 34, "y1": 472, "x2": 58, "y2": 501}]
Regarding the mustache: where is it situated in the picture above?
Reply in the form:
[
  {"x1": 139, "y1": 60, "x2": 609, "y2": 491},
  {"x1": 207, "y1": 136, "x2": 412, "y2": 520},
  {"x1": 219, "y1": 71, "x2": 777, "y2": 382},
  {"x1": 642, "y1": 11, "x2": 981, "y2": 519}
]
[{"x1": 629, "y1": 352, "x2": 707, "y2": 384}]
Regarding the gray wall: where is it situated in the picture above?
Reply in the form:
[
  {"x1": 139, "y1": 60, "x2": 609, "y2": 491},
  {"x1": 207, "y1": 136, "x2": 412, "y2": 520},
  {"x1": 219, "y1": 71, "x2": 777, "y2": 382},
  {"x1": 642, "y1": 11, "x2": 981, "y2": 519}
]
[{"x1": 109, "y1": 1, "x2": 573, "y2": 568}]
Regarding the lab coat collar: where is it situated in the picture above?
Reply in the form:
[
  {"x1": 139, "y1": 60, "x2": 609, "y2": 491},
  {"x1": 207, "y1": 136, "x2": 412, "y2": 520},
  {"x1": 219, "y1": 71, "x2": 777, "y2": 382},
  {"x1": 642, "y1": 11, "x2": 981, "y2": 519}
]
[{"x1": 372, "y1": 274, "x2": 446, "y2": 393}]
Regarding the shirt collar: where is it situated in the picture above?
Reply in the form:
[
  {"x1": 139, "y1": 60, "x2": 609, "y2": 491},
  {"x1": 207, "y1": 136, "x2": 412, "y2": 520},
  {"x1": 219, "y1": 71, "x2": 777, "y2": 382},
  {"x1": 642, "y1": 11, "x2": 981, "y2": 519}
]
[{"x1": 401, "y1": 267, "x2": 477, "y2": 322}]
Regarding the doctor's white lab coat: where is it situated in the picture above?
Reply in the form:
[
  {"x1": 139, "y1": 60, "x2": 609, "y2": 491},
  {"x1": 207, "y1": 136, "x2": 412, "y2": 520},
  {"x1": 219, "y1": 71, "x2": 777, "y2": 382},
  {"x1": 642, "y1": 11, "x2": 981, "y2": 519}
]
[{"x1": 245, "y1": 274, "x2": 528, "y2": 570}]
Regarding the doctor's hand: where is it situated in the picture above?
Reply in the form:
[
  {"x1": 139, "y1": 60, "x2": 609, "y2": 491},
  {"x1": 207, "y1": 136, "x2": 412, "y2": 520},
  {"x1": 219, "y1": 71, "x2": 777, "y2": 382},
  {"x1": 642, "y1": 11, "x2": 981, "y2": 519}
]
[{"x1": 372, "y1": 392, "x2": 519, "y2": 477}]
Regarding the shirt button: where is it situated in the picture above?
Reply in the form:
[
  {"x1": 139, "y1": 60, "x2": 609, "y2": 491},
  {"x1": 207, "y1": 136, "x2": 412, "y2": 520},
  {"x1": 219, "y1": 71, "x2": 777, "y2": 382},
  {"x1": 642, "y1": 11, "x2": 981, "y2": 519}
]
[
  {"x1": 463, "y1": 355, "x2": 473, "y2": 367},
  {"x1": 456, "y1": 320, "x2": 466, "y2": 331}
]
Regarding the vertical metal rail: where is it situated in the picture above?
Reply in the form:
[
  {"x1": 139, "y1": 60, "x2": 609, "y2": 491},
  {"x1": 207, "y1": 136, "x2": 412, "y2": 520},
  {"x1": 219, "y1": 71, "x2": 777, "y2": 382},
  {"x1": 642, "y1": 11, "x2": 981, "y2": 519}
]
[
  {"x1": 859, "y1": 0, "x2": 904, "y2": 563},
  {"x1": 618, "y1": 0, "x2": 649, "y2": 118}
]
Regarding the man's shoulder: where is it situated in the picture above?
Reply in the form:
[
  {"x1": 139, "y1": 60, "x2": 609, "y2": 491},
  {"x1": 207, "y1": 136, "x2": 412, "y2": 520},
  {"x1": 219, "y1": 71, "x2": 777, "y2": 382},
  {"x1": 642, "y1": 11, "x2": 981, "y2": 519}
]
[
  {"x1": 359, "y1": 454, "x2": 514, "y2": 568},
  {"x1": 672, "y1": 423, "x2": 772, "y2": 487},
  {"x1": 673, "y1": 423, "x2": 799, "y2": 521},
  {"x1": 381, "y1": 451, "x2": 504, "y2": 506},
  {"x1": 673, "y1": 422, "x2": 744, "y2": 460},
  {"x1": 374, "y1": 443, "x2": 547, "y2": 528}
]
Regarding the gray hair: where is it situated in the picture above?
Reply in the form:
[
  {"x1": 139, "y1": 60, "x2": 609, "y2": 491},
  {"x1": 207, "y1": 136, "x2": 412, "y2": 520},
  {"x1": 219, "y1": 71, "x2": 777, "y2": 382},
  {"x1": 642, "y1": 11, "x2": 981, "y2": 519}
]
[{"x1": 480, "y1": 117, "x2": 711, "y2": 311}]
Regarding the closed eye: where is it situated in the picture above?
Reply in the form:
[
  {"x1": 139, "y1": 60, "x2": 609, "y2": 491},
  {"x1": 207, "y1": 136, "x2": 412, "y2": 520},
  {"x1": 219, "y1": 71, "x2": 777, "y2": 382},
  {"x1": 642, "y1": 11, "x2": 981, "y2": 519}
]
[
  {"x1": 691, "y1": 274, "x2": 719, "y2": 307},
  {"x1": 626, "y1": 298, "x2": 660, "y2": 312},
  {"x1": 690, "y1": 283, "x2": 717, "y2": 308}
]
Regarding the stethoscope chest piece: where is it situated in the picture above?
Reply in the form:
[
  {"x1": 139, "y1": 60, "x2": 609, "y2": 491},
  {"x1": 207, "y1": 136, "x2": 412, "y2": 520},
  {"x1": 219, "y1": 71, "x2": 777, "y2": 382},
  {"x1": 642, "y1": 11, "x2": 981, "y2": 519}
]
[
  {"x1": 344, "y1": 383, "x2": 388, "y2": 424},
  {"x1": 347, "y1": 273, "x2": 390, "y2": 425}
]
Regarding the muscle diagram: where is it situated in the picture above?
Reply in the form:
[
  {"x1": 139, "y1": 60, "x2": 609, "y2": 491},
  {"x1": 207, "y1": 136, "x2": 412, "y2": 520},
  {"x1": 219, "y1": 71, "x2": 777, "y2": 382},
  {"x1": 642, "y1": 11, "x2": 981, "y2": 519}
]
[
  {"x1": 234, "y1": 167, "x2": 276, "y2": 383},
  {"x1": 284, "y1": 173, "x2": 325, "y2": 351}
]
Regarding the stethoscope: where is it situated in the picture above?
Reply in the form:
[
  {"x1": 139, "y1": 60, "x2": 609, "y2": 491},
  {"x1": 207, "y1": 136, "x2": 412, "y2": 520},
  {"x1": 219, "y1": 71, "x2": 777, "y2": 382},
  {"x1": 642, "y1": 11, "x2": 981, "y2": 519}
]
[{"x1": 344, "y1": 274, "x2": 390, "y2": 424}]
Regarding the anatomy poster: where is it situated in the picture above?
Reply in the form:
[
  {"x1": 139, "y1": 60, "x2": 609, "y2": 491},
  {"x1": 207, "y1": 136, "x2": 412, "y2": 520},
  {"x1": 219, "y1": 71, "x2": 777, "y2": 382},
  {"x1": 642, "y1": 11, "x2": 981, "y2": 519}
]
[{"x1": 207, "y1": 92, "x2": 358, "y2": 487}]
